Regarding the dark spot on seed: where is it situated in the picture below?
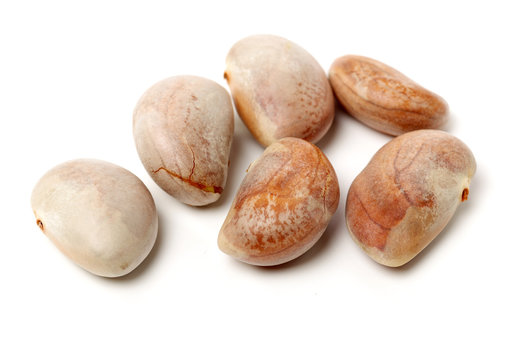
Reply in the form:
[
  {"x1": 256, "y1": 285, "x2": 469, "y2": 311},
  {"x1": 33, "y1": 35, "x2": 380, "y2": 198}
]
[
  {"x1": 461, "y1": 188, "x2": 469, "y2": 202},
  {"x1": 36, "y1": 219, "x2": 44, "y2": 231}
]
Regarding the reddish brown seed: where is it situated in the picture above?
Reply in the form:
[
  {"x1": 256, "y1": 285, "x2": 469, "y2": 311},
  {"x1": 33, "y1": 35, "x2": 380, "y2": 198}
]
[
  {"x1": 329, "y1": 55, "x2": 449, "y2": 136},
  {"x1": 346, "y1": 130, "x2": 476, "y2": 267},
  {"x1": 218, "y1": 137, "x2": 340, "y2": 266}
]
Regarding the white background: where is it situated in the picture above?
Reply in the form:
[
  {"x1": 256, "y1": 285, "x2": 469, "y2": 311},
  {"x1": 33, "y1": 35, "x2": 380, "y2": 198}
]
[{"x1": 1, "y1": 1, "x2": 521, "y2": 359}]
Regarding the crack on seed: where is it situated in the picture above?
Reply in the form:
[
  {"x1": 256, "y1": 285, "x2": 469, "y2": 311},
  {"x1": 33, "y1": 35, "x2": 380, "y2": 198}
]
[
  {"x1": 188, "y1": 146, "x2": 196, "y2": 180},
  {"x1": 153, "y1": 167, "x2": 223, "y2": 194}
]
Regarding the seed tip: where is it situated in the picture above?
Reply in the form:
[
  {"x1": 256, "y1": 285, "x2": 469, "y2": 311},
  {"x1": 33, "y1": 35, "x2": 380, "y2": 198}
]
[
  {"x1": 461, "y1": 188, "x2": 469, "y2": 202},
  {"x1": 36, "y1": 219, "x2": 44, "y2": 231}
]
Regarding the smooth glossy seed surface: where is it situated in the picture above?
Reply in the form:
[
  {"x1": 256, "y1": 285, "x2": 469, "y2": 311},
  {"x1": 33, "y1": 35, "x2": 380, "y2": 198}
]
[
  {"x1": 225, "y1": 34, "x2": 335, "y2": 147},
  {"x1": 31, "y1": 159, "x2": 158, "y2": 277}
]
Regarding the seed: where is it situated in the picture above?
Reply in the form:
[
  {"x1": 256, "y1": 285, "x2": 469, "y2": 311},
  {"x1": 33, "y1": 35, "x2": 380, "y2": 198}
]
[
  {"x1": 329, "y1": 55, "x2": 449, "y2": 135},
  {"x1": 225, "y1": 34, "x2": 335, "y2": 147},
  {"x1": 346, "y1": 130, "x2": 476, "y2": 267},
  {"x1": 133, "y1": 75, "x2": 234, "y2": 206},
  {"x1": 31, "y1": 159, "x2": 158, "y2": 277},
  {"x1": 218, "y1": 137, "x2": 340, "y2": 266}
]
